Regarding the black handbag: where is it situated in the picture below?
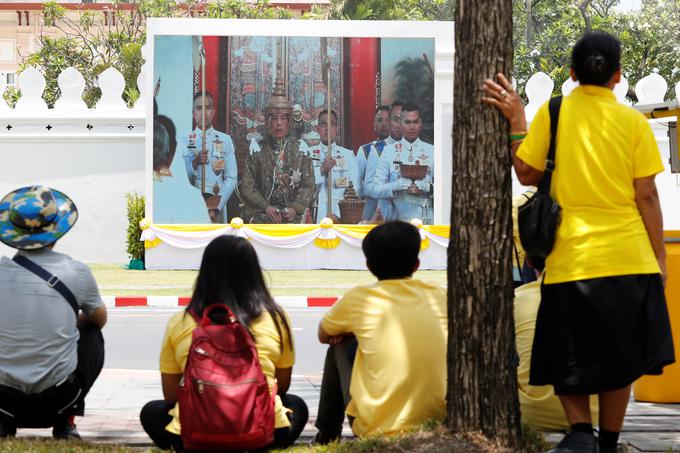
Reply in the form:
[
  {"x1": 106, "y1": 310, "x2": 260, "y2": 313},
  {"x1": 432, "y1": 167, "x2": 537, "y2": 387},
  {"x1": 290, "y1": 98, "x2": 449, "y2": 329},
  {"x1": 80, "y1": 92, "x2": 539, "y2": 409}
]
[{"x1": 517, "y1": 96, "x2": 563, "y2": 259}]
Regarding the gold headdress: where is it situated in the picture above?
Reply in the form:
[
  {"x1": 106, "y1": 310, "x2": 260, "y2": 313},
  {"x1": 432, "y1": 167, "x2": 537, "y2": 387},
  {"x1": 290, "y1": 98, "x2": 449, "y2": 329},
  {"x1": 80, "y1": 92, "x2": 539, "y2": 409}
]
[{"x1": 266, "y1": 64, "x2": 292, "y2": 117}]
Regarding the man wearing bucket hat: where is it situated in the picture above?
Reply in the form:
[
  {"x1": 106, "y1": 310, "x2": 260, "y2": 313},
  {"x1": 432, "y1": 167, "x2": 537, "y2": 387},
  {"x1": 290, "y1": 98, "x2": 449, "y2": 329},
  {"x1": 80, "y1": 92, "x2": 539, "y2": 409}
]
[{"x1": 0, "y1": 185, "x2": 107, "y2": 439}]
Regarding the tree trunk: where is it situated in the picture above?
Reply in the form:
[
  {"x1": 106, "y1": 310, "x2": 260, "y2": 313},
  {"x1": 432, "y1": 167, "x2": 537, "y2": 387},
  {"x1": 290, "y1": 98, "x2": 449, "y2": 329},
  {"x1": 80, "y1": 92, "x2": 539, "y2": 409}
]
[{"x1": 447, "y1": 0, "x2": 521, "y2": 448}]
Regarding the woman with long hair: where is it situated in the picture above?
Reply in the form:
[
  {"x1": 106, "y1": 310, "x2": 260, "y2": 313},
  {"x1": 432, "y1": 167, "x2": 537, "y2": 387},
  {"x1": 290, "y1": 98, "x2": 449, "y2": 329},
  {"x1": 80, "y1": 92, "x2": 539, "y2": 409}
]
[
  {"x1": 484, "y1": 31, "x2": 674, "y2": 453},
  {"x1": 140, "y1": 235, "x2": 308, "y2": 451}
]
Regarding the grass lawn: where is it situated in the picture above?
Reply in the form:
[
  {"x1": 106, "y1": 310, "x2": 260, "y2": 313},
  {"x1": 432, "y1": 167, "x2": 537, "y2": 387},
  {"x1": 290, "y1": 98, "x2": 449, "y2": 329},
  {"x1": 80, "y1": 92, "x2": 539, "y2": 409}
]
[
  {"x1": 0, "y1": 439, "x2": 151, "y2": 452},
  {"x1": 89, "y1": 264, "x2": 447, "y2": 297},
  {"x1": 0, "y1": 424, "x2": 548, "y2": 452}
]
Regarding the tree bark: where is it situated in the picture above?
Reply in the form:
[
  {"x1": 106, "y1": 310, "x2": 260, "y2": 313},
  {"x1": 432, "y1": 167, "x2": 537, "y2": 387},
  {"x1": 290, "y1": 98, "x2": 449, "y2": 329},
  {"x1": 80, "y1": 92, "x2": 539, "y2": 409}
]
[{"x1": 447, "y1": 0, "x2": 521, "y2": 448}]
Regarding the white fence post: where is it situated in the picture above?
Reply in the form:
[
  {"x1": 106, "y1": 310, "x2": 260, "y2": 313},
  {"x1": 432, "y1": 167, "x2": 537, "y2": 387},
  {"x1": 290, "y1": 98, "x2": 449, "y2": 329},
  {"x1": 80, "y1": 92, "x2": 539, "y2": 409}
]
[
  {"x1": 635, "y1": 73, "x2": 668, "y2": 104},
  {"x1": 14, "y1": 67, "x2": 47, "y2": 111},
  {"x1": 54, "y1": 67, "x2": 87, "y2": 110},
  {"x1": 96, "y1": 67, "x2": 128, "y2": 111}
]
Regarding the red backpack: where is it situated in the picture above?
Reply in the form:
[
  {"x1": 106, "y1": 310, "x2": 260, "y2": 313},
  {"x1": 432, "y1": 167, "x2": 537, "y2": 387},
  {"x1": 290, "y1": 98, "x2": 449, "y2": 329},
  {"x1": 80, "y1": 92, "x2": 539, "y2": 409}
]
[{"x1": 177, "y1": 305, "x2": 276, "y2": 451}]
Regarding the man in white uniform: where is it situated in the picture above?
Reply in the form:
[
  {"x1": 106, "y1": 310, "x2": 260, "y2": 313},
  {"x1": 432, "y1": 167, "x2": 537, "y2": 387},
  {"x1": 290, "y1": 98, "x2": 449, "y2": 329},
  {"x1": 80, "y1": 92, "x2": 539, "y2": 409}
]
[
  {"x1": 310, "y1": 110, "x2": 360, "y2": 222},
  {"x1": 361, "y1": 102, "x2": 404, "y2": 221},
  {"x1": 180, "y1": 92, "x2": 238, "y2": 223},
  {"x1": 355, "y1": 105, "x2": 389, "y2": 221},
  {"x1": 370, "y1": 103, "x2": 433, "y2": 224}
]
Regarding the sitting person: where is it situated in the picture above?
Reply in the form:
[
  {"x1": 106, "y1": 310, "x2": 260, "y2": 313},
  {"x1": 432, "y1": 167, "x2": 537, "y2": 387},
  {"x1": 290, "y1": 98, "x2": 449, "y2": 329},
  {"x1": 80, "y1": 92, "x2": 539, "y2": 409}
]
[
  {"x1": 315, "y1": 221, "x2": 447, "y2": 442},
  {"x1": 515, "y1": 257, "x2": 599, "y2": 431},
  {"x1": 0, "y1": 185, "x2": 107, "y2": 439},
  {"x1": 140, "y1": 235, "x2": 308, "y2": 451}
]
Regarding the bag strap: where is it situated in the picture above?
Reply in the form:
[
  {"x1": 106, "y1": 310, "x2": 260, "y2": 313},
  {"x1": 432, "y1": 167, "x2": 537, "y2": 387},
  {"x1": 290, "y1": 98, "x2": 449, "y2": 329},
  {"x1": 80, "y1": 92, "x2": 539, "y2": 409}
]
[
  {"x1": 12, "y1": 255, "x2": 79, "y2": 319},
  {"x1": 512, "y1": 240, "x2": 523, "y2": 282},
  {"x1": 538, "y1": 96, "x2": 563, "y2": 195}
]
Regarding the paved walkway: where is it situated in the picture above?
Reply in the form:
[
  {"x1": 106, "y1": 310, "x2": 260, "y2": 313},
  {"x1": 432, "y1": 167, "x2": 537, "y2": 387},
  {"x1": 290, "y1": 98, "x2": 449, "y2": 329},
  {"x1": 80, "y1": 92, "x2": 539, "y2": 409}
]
[{"x1": 15, "y1": 368, "x2": 680, "y2": 451}]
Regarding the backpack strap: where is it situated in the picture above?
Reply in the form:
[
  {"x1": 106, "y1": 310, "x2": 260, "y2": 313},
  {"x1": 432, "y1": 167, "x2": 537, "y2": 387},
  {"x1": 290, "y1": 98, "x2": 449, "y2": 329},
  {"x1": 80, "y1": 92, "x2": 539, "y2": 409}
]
[
  {"x1": 12, "y1": 254, "x2": 79, "y2": 320},
  {"x1": 538, "y1": 96, "x2": 563, "y2": 195}
]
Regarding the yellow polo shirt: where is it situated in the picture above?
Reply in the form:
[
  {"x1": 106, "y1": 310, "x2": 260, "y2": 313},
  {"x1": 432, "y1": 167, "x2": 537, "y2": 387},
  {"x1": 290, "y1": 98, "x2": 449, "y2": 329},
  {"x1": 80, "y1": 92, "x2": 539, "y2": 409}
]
[
  {"x1": 514, "y1": 279, "x2": 599, "y2": 429},
  {"x1": 159, "y1": 309, "x2": 295, "y2": 434},
  {"x1": 321, "y1": 278, "x2": 447, "y2": 437},
  {"x1": 517, "y1": 85, "x2": 663, "y2": 284}
]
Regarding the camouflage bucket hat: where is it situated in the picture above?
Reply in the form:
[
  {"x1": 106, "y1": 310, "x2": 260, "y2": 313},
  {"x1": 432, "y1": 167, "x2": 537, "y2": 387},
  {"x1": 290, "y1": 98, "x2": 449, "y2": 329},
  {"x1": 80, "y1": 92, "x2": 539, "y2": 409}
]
[{"x1": 0, "y1": 185, "x2": 78, "y2": 250}]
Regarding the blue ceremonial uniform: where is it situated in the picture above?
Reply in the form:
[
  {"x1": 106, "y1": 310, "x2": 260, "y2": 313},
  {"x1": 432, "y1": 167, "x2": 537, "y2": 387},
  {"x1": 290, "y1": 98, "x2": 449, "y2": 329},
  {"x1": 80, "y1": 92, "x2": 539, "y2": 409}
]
[
  {"x1": 307, "y1": 143, "x2": 360, "y2": 222},
  {"x1": 357, "y1": 136, "x2": 394, "y2": 220},
  {"x1": 180, "y1": 127, "x2": 238, "y2": 222},
  {"x1": 369, "y1": 137, "x2": 433, "y2": 224}
]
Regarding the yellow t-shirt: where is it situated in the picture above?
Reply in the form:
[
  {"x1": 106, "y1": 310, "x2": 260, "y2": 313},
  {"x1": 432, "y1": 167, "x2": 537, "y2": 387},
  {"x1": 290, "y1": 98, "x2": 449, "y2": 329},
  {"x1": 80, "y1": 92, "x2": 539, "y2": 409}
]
[
  {"x1": 159, "y1": 309, "x2": 295, "y2": 435},
  {"x1": 321, "y1": 278, "x2": 447, "y2": 437},
  {"x1": 517, "y1": 85, "x2": 663, "y2": 284},
  {"x1": 514, "y1": 279, "x2": 598, "y2": 429}
]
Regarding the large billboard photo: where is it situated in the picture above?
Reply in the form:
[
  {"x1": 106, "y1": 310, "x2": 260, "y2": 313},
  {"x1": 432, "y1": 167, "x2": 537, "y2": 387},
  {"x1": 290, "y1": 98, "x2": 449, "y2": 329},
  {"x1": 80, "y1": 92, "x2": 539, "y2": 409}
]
[{"x1": 149, "y1": 20, "x2": 450, "y2": 225}]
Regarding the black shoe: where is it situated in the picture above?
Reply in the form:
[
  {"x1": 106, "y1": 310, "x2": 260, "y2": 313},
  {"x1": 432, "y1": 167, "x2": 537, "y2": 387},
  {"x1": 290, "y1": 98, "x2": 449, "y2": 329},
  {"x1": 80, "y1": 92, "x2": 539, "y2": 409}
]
[
  {"x1": 52, "y1": 416, "x2": 81, "y2": 440},
  {"x1": 547, "y1": 431, "x2": 599, "y2": 453},
  {"x1": 313, "y1": 430, "x2": 340, "y2": 445},
  {"x1": 599, "y1": 446, "x2": 624, "y2": 453},
  {"x1": 0, "y1": 418, "x2": 16, "y2": 438}
]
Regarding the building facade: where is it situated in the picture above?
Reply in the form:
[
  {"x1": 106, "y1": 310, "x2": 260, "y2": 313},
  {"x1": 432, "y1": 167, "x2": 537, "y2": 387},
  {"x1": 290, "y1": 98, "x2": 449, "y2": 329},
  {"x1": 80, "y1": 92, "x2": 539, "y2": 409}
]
[{"x1": 0, "y1": 0, "x2": 328, "y2": 88}]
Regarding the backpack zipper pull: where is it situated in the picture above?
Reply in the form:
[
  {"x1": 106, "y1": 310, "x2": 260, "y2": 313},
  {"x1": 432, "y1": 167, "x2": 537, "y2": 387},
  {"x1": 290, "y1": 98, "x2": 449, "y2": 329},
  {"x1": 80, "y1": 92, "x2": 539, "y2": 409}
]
[{"x1": 197, "y1": 380, "x2": 205, "y2": 394}]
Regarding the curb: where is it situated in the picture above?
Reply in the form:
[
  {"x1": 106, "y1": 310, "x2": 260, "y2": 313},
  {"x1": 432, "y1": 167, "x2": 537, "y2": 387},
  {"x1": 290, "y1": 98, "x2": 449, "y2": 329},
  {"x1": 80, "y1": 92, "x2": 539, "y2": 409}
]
[{"x1": 102, "y1": 296, "x2": 339, "y2": 309}]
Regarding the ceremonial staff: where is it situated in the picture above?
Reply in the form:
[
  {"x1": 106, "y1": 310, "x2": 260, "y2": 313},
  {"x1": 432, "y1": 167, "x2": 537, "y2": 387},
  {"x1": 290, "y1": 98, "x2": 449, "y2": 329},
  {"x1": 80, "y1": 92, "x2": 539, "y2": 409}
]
[
  {"x1": 200, "y1": 45, "x2": 207, "y2": 195},
  {"x1": 320, "y1": 38, "x2": 332, "y2": 218}
]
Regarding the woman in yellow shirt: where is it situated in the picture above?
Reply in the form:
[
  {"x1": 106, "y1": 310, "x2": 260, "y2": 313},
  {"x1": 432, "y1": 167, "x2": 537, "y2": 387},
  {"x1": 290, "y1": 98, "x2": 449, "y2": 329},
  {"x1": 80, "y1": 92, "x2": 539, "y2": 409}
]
[
  {"x1": 484, "y1": 31, "x2": 674, "y2": 453},
  {"x1": 139, "y1": 236, "x2": 308, "y2": 451}
]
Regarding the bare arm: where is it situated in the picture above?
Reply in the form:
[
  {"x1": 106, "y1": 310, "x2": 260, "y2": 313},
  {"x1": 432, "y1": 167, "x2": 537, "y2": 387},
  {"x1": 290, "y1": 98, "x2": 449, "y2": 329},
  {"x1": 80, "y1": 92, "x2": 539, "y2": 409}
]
[
  {"x1": 482, "y1": 73, "x2": 543, "y2": 186},
  {"x1": 275, "y1": 367, "x2": 292, "y2": 395},
  {"x1": 79, "y1": 305, "x2": 107, "y2": 329},
  {"x1": 161, "y1": 373, "x2": 182, "y2": 404},
  {"x1": 634, "y1": 175, "x2": 666, "y2": 283}
]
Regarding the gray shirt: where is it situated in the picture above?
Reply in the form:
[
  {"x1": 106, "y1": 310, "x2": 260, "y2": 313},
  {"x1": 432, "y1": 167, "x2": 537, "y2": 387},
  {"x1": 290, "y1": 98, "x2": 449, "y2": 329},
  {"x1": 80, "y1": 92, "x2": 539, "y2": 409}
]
[{"x1": 0, "y1": 248, "x2": 104, "y2": 394}]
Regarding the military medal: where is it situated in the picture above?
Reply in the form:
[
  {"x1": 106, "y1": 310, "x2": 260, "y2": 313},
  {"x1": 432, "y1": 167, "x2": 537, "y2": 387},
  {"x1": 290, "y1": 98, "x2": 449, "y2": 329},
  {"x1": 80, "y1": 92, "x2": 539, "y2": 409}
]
[
  {"x1": 213, "y1": 138, "x2": 224, "y2": 158},
  {"x1": 290, "y1": 168, "x2": 302, "y2": 188}
]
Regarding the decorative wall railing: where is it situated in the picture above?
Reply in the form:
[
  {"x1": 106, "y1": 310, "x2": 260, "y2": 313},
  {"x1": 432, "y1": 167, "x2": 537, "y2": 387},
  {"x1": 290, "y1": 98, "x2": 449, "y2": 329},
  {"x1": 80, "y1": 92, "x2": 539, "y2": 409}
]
[{"x1": 0, "y1": 66, "x2": 678, "y2": 123}]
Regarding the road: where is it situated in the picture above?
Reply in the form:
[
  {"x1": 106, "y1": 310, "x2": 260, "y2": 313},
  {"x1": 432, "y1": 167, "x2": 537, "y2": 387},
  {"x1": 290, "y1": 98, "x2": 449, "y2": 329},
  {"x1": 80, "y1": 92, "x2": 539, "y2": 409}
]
[{"x1": 103, "y1": 307, "x2": 329, "y2": 377}]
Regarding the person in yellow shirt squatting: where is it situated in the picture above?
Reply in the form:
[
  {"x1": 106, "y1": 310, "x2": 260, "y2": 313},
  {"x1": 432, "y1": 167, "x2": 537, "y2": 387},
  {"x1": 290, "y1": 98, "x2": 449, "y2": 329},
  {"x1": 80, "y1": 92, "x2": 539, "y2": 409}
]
[{"x1": 314, "y1": 221, "x2": 447, "y2": 442}]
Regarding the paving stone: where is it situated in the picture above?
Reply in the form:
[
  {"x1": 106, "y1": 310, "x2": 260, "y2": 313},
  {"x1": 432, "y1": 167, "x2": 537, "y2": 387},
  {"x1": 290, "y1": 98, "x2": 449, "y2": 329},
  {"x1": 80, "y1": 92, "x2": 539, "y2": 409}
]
[
  {"x1": 621, "y1": 432, "x2": 680, "y2": 452},
  {"x1": 11, "y1": 369, "x2": 680, "y2": 451}
]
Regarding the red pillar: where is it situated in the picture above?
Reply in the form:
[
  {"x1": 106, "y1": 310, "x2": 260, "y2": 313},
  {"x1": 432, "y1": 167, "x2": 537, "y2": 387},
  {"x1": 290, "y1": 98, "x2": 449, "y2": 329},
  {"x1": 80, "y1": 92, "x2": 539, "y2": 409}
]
[
  {"x1": 203, "y1": 36, "x2": 221, "y2": 121},
  {"x1": 345, "y1": 38, "x2": 379, "y2": 154}
]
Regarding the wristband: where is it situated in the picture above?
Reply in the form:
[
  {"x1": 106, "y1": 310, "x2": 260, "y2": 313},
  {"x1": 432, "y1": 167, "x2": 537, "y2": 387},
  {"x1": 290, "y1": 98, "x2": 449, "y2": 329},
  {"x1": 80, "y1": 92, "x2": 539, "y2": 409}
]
[{"x1": 509, "y1": 133, "x2": 527, "y2": 142}]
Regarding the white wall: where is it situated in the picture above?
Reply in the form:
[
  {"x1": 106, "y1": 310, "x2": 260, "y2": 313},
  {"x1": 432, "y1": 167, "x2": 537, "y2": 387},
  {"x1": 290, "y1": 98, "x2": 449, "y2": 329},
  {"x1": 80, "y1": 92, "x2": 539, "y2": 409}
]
[{"x1": 0, "y1": 132, "x2": 144, "y2": 262}]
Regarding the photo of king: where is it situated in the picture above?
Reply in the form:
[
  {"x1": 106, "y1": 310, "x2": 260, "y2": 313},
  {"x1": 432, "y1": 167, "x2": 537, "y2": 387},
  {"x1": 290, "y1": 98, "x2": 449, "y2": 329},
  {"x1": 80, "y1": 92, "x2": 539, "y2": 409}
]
[{"x1": 239, "y1": 80, "x2": 316, "y2": 224}]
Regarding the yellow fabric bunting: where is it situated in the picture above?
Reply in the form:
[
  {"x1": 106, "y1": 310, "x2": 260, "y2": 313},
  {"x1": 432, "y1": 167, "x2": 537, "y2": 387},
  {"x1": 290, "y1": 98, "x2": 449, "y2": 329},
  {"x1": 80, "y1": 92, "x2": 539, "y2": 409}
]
[{"x1": 313, "y1": 237, "x2": 342, "y2": 249}]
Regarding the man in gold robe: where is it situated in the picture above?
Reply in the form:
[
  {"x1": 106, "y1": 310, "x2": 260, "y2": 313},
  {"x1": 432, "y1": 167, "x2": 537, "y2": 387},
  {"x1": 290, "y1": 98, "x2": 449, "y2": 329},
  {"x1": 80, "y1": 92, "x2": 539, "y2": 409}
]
[{"x1": 239, "y1": 78, "x2": 315, "y2": 223}]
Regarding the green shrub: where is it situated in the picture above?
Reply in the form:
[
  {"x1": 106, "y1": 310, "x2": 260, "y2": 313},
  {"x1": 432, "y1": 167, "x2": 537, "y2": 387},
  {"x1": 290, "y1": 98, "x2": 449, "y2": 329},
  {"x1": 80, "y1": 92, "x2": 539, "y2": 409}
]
[{"x1": 125, "y1": 192, "x2": 145, "y2": 264}]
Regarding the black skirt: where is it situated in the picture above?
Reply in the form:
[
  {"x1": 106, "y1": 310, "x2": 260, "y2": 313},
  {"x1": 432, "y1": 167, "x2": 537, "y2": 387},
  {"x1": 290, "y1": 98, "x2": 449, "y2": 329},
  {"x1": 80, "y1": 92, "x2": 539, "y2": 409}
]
[{"x1": 530, "y1": 273, "x2": 675, "y2": 395}]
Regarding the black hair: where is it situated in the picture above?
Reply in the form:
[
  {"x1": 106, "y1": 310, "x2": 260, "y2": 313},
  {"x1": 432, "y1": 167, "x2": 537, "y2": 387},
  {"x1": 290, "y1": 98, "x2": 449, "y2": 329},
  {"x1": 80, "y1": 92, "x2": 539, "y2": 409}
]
[
  {"x1": 528, "y1": 256, "x2": 545, "y2": 273},
  {"x1": 153, "y1": 120, "x2": 170, "y2": 171},
  {"x1": 318, "y1": 109, "x2": 338, "y2": 122},
  {"x1": 376, "y1": 105, "x2": 390, "y2": 114},
  {"x1": 390, "y1": 100, "x2": 405, "y2": 114},
  {"x1": 192, "y1": 91, "x2": 214, "y2": 104},
  {"x1": 401, "y1": 102, "x2": 421, "y2": 117},
  {"x1": 155, "y1": 114, "x2": 177, "y2": 155},
  {"x1": 362, "y1": 221, "x2": 421, "y2": 280},
  {"x1": 187, "y1": 236, "x2": 292, "y2": 350},
  {"x1": 571, "y1": 31, "x2": 621, "y2": 86}
]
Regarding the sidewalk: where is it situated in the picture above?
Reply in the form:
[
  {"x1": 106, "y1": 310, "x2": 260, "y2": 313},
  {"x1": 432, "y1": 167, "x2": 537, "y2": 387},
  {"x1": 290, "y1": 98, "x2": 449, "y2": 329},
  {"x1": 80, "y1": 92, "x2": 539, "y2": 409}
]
[
  {"x1": 16, "y1": 369, "x2": 345, "y2": 447},
  {"x1": 16, "y1": 368, "x2": 680, "y2": 451}
]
